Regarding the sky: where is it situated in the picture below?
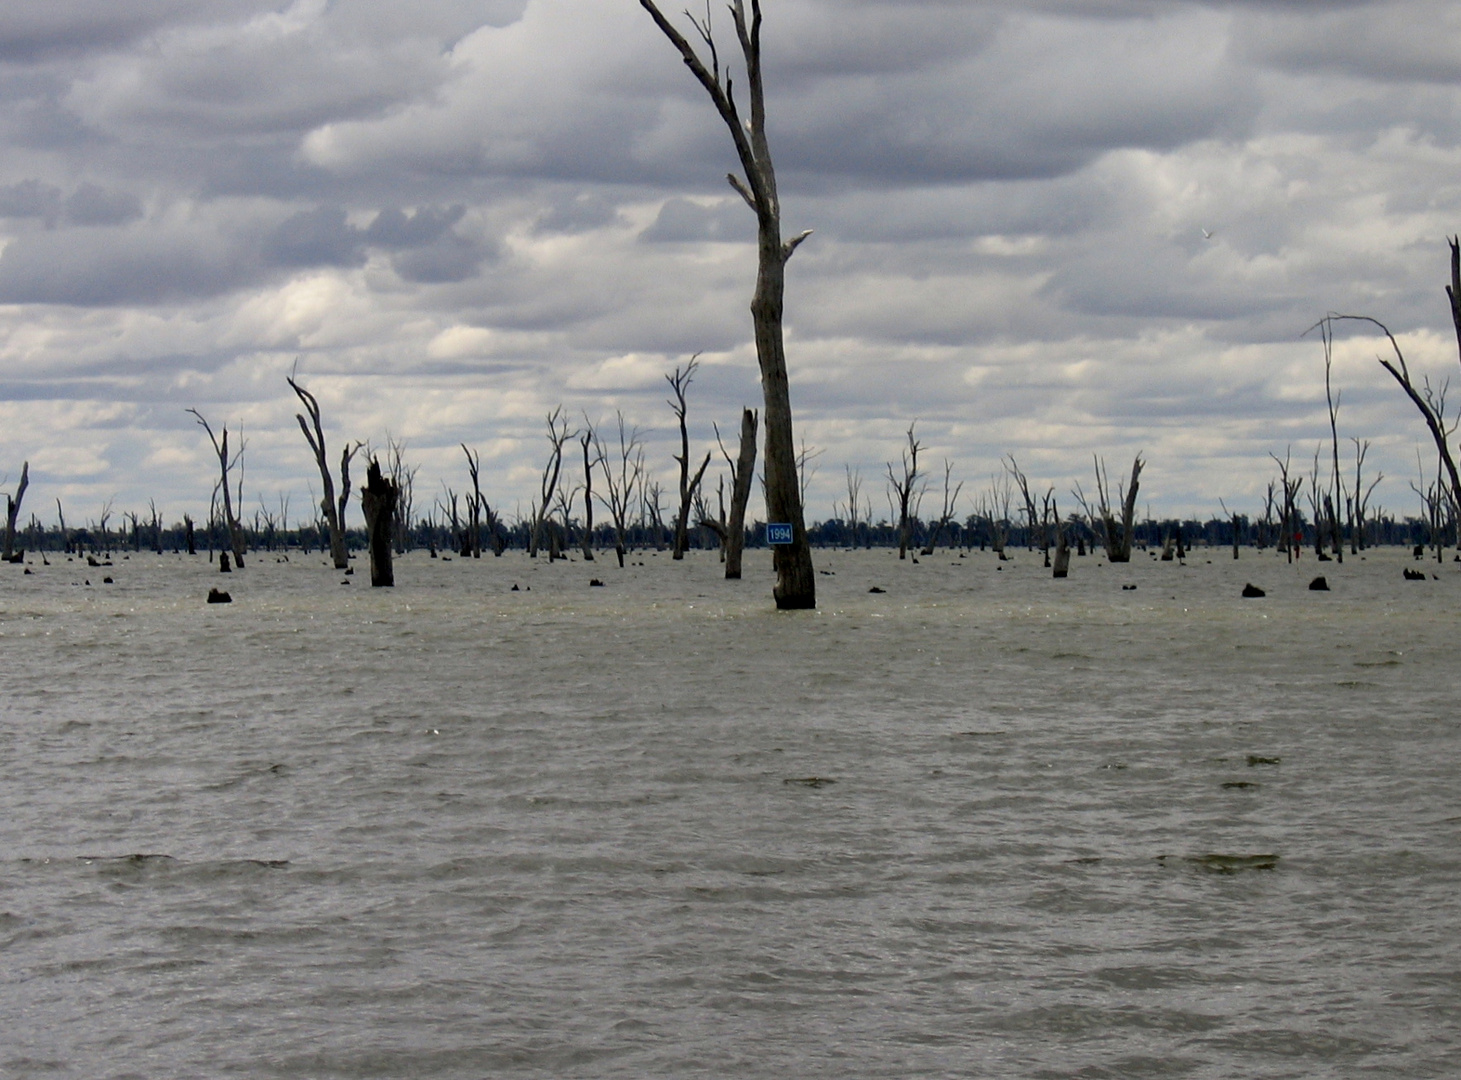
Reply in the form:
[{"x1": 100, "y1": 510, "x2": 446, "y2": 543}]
[{"x1": 3, "y1": 0, "x2": 1461, "y2": 529}]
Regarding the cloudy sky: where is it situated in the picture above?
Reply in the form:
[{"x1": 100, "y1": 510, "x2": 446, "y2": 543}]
[{"x1": 3, "y1": 0, "x2": 1461, "y2": 528}]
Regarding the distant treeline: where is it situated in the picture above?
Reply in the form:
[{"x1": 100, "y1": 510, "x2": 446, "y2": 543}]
[{"x1": 9, "y1": 508, "x2": 1447, "y2": 557}]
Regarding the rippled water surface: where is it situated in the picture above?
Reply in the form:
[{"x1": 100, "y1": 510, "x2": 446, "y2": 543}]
[{"x1": 3, "y1": 546, "x2": 1459, "y2": 1078}]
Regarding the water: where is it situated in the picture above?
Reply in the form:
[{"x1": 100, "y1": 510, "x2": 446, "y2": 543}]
[{"x1": 2, "y1": 546, "x2": 1459, "y2": 1078}]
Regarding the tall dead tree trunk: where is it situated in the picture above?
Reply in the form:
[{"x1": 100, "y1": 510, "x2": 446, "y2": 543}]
[
  {"x1": 4, "y1": 461, "x2": 28, "y2": 562},
  {"x1": 188, "y1": 409, "x2": 246, "y2": 568},
  {"x1": 288, "y1": 377, "x2": 355, "y2": 570},
  {"x1": 580, "y1": 422, "x2": 599, "y2": 561},
  {"x1": 639, "y1": 0, "x2": 814, "y2": 607},
  {"x1": 721, "y1": 408, "x2": 758, "y2": 578},
  {"x1": 666, "y1": 358, "x2": 712, "y2": 560},
  {"x1": 361, "y1": 457, "x2": 398, "y2": 587}
]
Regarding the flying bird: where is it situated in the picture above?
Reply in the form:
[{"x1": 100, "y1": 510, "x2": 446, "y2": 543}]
[{"x1": 1201, "y1": 228, "x2": 1215, "y2": 240}]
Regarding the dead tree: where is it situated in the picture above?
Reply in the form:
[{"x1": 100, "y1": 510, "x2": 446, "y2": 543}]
[
  {"x1": 188, "y1": 408, "x2": 247, "y2": 568},
  {"x1": 638, "y1": 0, "x2": 816, "y2": 607},
  {"x1": 1005, "y1": 454, "x2": 1050, "y2": 559},
  {"x1": 1051, "y1": 501, "x2": 1071, "y2": 578},
  {"x1": 580, "y1": 420, "x2": 600, "y2": 561},
  {"x1": 1351, "y1": 438, "x2": 1382, "y2": 552},
  {"x1": 360, "y1": 457, "x2": 398, "y2": 586},
  {"x1": 529, "y1": 407, "x2": 572, "y2": 559},
  {"x1": 666, "y1": 358, "x2": 712, "y2": 560},
  {"x1": 383, "y1": 436, "x2": 417, "y2": 555},
  {"x1": 921, "y1": 459, "x2": 963, "y2": 555},
  {"x1": 4, "y1": 461, "x2": 28, "y2": 562},
  {"x1": 1270, "y1": 449, "x2": 1303, "y2": 562},
  {"x1": 886, "y1": 422, "x2": 923, "y2": 560},
  {"x1": 56, "y1": 499, "x2": 70, "y2": 553},
  {"x1": 288, "y1": 376, "x2": 356, "y2": 569},
  {"x1": 717, "y1": 408, "x2": 758, "y2": 577},
  {"x1": 1318, "y1": 303, "x2": 1461, "y2": 523},
  {"x1": 1219, "y1": 499, "x2": 1242, "y2": 559},
  {"x1": 1074, "y1": 455, "x2": 1142, "y2": 563},
  {"x1": 594, "y1": 412, "x2": 644, "y2": 568},
  {"x1": 840, "y1": 465, "x2": 864, "y2": 549},
  {"x1": 980, "y1": 473, "x2": 1014, "y2": 557},
  {"x1": 643, "y1": 480, "x2": 667, "y2": 551}
]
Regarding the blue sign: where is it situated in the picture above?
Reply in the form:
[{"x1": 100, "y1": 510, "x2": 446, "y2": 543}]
[{"x1": 766, "y1": 523, "x2": 793, "y2": 545}]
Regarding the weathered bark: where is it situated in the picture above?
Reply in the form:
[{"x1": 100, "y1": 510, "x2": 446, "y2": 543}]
[
  {"x1": 724, "y1": 408, "x2": 758, "y2": 578},
  {"x1": 4, "y1": 461, "x2": 28, "y2": 562},
  {"x1": 288, "y1": 377, "x2": 355, "y2": 570},
  {"x1": 361, "y1": 458, "x2": 398, "y2": 587},
  {"x1": 639, "y1": 0, "x2": 814, "y2": 608}
]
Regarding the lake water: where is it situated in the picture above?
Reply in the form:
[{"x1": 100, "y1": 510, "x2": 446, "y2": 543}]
[{"x1": 2, "y1": 545, "x2": 1459, "y2": 1078}]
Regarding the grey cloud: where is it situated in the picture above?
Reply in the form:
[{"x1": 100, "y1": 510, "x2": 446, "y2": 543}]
[
  {"x1": 0, "y1": 225, "x2": 245, "y2": 305},
  {"x1": 0, "y1": 180, "x2": 63, "y2": 221},
  {"x1": 391, "y1": 232, "x2": 487, "y2": 283},
  {"x1": 261, "y1": 205, "x2": 365, "y2": 269},
  {"x1": 366, "y1": 205, "x2": 466, "y2": 248},
  {"x1": 639, "y1": 198, "x2": 754, "y2": 244},
  {"x1": 532, "y1": 191, "x2": 620, "y2": 235},
  {"x1": 64, "y1": 182, "x2": 142, "y2": 225},
  {"x1": 0, "y1": 2, "x2": 274, "y2": 63},
  {"x1": 1236, "y1": 2, "x2": 1461, "y2": 84}
]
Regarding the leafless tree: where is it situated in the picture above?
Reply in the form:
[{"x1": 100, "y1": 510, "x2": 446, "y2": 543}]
[
  {"x1": 1270, "y1": 449, "x2": 1303, "y2": 563},
  {"x1": 886, "y1": 422, "x2": 923, "y2": 560},
  {"x1": 1005, "y1": 454, "x2": 1053, "y2": 559},
  {"x1": 580, "y1": 419, "x2": 601, "y2": 561},
  {"x1": 595, "y1": 413, "x2": 645, "y2": 568},
  {"x1": 188, "y1": 408, "x2": 246, "y2": 568},
  {"x1": 382, "y1": 436, "x2": 417, "y2": 555},
  {"x1": 714, "y1": 408, "x2": 759, "y2": 577},
  {"x1": 288, "y1": 375, "x2": 356, "y2": 570},
  {"x1": 529, "y1": 407, "x2": 573, "y2": 559},
  {"x1": 1350, "y1": 438, "x2": 1382, "y2": 552},
  {"x1": 361, "y1": 457, "x2": 398, "y2": 586},
  {"x1": 1073, "y1": 455, "x2": 1142, "y2": 563},
  {"x1": 1051, "y1": 500, "x2": 1071, "y2": 578},
  {"x1": 638, "y1": 0, "x2": 816, "y2": 607},
  {"x1": 56, "y1": 498, "x2": 71, "y2": 554},
  {"x1": 978, "y1": 473, "x2": 1014, "y2": 558},
  {"x1": 920, "y1": 459, "x2": 964, "y2": 555},
  {"x1": 643, "y1": 480, "x2": 668, "y2": 550},
  {"x1": 1317, "y1": 303, "x2": 1461, "y2": 524},
  {"x1": 1219, "y1": 498, "x2": 1242, "y2": 560},
  {"x1": 3, "y1": 461, "x2": 29, "y2": 562},
  {"x1": 666, "y1": 359, "x2": 712, "y2": 560},
  {"x1": 839, "y1": 465, "x2": 865, "y2": 549}
]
